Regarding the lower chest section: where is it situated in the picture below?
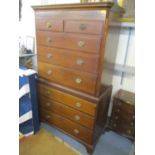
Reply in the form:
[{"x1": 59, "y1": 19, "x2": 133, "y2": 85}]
[{"x1": 38, "y1": 81, "x2": 97, "y2": 145}]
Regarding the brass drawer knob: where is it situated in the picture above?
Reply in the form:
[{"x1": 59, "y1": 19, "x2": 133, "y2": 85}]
[
  {"x1": 78, "y1": 41, "x2": 85, "y2": 48},
  {"x1": 46, "y1": 102, "x2": 51, "y2": 107},
  {"x1": 73, "y1": 129, "x2": 79, "y2": 134},
  {"x1": 75, "y1": 102, "x2": 81, "y2": 108},
  {"x1": 46, "y1": 22, "x2": 52, "y2": 28},
  {"x1": 75, "y1": 78, "x2": 82, "y2": 84},
  {"x1": 45, "y1": 115, "x2": 51, "y2": 119},
  {"x1": 74, "y1": 115, "x2": 80, "y2": 121},
  {"x1": 115, "y1": 116, "x2": 118, "y2": 120},
  {"x1": 76, "y1": 59, "x2": 84, "y2": 65},
  {"x1": 113, "y1": 123, "x2": 117, "y2": 127},
  {"x1": 46, "y1": 37, "x2": 52, "y2": 43},
  {"x1": 45, "y1": 90, "x2": 50, "y2": 95},
  {"x1": 79, "y1": 24, "x2": 86, "y2": 30},
  {"x1": 47, "y1": 53, "x2": 52, "y2": 59},
  {"x1": 47, "y1": 69, "x2": 52, "y2": 75},
  {"x1": 127, "y1": 130, "x2": 131, "y2": 134},
  {"x1": 130, "y1": 122, "x2": 134, "y2": 126},
  {"x1": 117, "y1": 109, "x2": 120, "y2": 112}
]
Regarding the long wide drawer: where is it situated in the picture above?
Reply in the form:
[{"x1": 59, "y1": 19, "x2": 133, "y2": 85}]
[
  {"x1": 36, "y1": 31, "x2": 101, "y2": 53},
  {"x1": 37, "y1": 46, "x2": 99, "y2": 74},
  {"x1": 40, "y1": 108, "x2": 93, "y2": 144},
  {"x1": 39, "y1": 95, "x2": 95, "y2": 129},
  {"x1": 38, "y1": 62, "x2": 97, "y2": 95},
  {"x1": 37, "y1": 82, "x2": 97, "y2": 116}
]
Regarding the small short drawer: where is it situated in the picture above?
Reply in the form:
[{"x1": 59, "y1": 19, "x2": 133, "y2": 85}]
[
  {"x1": 111, "y1": 122, "x2": 134, "y2": 138},
  {"x1": 113, "y1": 101, "x2": 135, "y2": 114},
  {"x1": 111, "y1": 111, "x2": 135, "y2": 123},
  {"x1": 38, "y1": 82, "x2": 97, "y2": 116},
  {"x1": 37, "y1": 46, "x2": 99, "y2": 74},
  {"x1": 40, "y1": 108, "x2": 93, "y2": 144},
  {"x1": 36, "y1": 31, "x2": 101, "y2": 53},
  {"x1": 111, "y1": 117, "x2": 135, "y2": 127},
  {"x1": 38, "y1": 62, "x2": 97, "y2": 95},
  {"x1": 39, "y1": 96, "x2": 95, "y2": 129},
  {"x1": 64, "y1": 20, "x2": 103, "y2": 35},
  {"x1": 35, "y1": 17, "x2": 63, "y2": 32}
]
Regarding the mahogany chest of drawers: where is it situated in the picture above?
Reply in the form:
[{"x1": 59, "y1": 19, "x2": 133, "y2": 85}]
[
  {"x1": 110, "y1": 89, "x2": 135, "y2": 139},
  {"x1": 32, "y1": 2, "x2": 113, "y2": 153}
]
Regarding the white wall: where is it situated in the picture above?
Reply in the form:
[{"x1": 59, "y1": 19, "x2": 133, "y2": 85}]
[{"x1": 103, "y1": 26, "x2": 135, "y2": 115}]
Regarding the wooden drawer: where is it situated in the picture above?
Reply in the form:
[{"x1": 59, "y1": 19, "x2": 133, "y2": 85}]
[
  {"x1": 64, "y1": 20, "x2": 103, "y2": 35},
  {"x1": 113, "y1": 101, "x2": 135, "y2": 114},
  {"x1": 40, "y1": 108, "x2": 93, "y2": 144},
  {"x1": 36, "y1": 31, "x2": 101, "y2": 53},
  {"x1": 111, "y1": 116, "x2": 134, "y2": 128},
  {"x1": 39, "y1": 96, "x2": 95, "y2": 129},
  {"x1": 35, "y1": 17, "x2": 63, "y2": 32},
  {"x1": 38, "y1": 46, "x2": 99, "y2": 74},
  {"x1": 38, "y1": 82, "x2": 97, "y2": 116},
  {"x1": 38, "y1": 62, "x2": 97, "y2": 95},
  {"x1": 111, "y1": 122, "x2": 134, "y2": 138},
  {"x1": 111, "y1": 110, "x2": 135, "y2": 123}
]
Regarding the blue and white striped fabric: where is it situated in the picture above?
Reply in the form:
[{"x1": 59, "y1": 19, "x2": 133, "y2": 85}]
[{"x1": 19, "y1": 66, "x2": 37, "y2": 137}]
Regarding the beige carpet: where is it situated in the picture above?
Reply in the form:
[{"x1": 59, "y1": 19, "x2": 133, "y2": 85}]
[{"x1": 20, "y1": 128, "x2": 82, "y2": 155}]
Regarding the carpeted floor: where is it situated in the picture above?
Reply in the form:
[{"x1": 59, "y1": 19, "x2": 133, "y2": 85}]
[
  {"x1": 19, "y1": 128, "x2": 82, "y2": 155},
  {"x1": 42, "y1": 123, "x2": 133, "y2": 155}
]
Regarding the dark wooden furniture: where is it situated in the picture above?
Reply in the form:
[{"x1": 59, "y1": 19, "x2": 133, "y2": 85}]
[
  {"x1": 110, "y1": 89, "x2": 135, "y2": 139},
  {"x1": 32, "y1": 2, "x2": 113, "y2": 153}
]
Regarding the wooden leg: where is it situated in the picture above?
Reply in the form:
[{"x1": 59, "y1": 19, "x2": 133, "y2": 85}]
[{"x1": 86, "y1": 146, "x2": 94, "y2": 155}]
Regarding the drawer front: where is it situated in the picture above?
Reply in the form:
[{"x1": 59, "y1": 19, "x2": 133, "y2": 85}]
[
  {"x1": 38, "y1": 82, "x2": 97, "y2": 116},
  {"x1": 35, "y1": 17, "x2": 63, "y2": 32},
  {"x1": 38, "y1": 62, "x2": 97, "y2": 95},
  {"x1": 114, "y1": 100, "x2": 135, "y2": 113},
  {"x1": 39, "y1": 96, "x2": 95, "y2": 129},
  {"x1": 111, "y1": 116, "x2": 135, "y2": 128},
  {"x1": 37, "y1": 31, "x2": 101, "y2": 53},
  {"x1": 40, "y1": 108, "x2": 93, "y2": 144},
  {"x1": 111, "y1": 111, "x2": 135, "y2": 123},
  {"x1": 111, "y1": 122, "x2": 134, "y2": 138},
  {"x1": 38, "y1": 46, "x2": 99, "y2": 74},
  {"x1": 113, "y1": 101, "x2": 135, "y2": 115},
  {"x1": 64, "y1": 20, "x2": 103, "y2": 34}
]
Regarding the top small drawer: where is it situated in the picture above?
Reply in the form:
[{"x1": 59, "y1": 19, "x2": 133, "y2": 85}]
[
  {"x1": 35, "y1": 17, "x2": 63, "y2": 32},
  {"x1": 64, "y1": 20, "x2": 103, "y2": 35}
]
